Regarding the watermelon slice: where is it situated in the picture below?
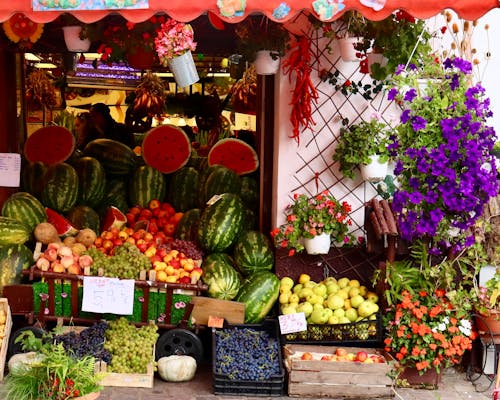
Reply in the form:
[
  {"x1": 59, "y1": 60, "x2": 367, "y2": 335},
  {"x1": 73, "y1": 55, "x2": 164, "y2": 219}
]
[
  {"x1": 207, "y1": 138, "x2": 259, "y2": 175},
  {"x1": 141, "y1": 125, "x2": 192, "y2": 174},
  {"x1": 101, "y1": 206, "x2": 127, "y2": 232},
  {"x1": 45, "y1": 207, "x2": 79, "y2": 237},
  {"x1": 24, "y1": 126, "x2": 75, "y2": 165}
]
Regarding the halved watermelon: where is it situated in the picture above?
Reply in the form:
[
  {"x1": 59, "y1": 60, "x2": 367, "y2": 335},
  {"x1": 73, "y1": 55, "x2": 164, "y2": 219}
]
[
  {"x1": 141, "y1": 125, "x2": 191, "y2": 174},
  {"x1": 24, "y1": 126, "x2": 75, "y2": 165},
  {"x1": 45, "y1": 207, "x2": 79, "y2": 237},
  {"x1": 207, "y1": 138, "x2": 259, "y2": 175},
  {"x1": 101, "y1": 206, "x2": 127, "y2": 232}
]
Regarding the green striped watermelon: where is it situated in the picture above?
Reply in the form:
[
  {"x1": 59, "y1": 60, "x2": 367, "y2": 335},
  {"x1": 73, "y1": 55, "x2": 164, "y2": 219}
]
[
  {"x1": 235, "y1": 271, "x2": 280, "y2": 324},
  {"x1": 240, "y1": 176, "x2": 259, "y2": 210},
  {"x1": 1, "y1": 192, "x2": 47, "y2": 231},
  {"x1": 83, "y1": 138, "x2": 137, "y2": 176},
  {"x1": 66, "y1": 205, "x2": 101, "y2": 233},
  {"x1": 167, "y1": 167, "x2": 199, "y2": 212},
  {"x1": 207, "y1": 138, "x2": 259, "y2": 175},
  {"x1": 129, "y1": 165, "x2": 167, "y2": 207},
  {"x1": 0, "y1": 217, "x2": 31, "y2": 245},
  {"x1": 98, "y1": 178, "x2": 129, "y2": 215},
  {"x1": 233, "y1": 230, "x2": 274, "y2": 277},
  {"x1": 200, "y1": 166, "x2": 241, "y2": 207},
  {"x1": 21, "y1": 160, "x2": 47, "y2": 199},
  {"x1": 71, "y1": 156, "x2": 106, "y2": 208},
  {"x1": 201, "y1": 253, "x2": 241, "y2": 300},
  {"x1": 197, "y1": 193, "x2": 244, "y2": 253},
  {"x1": 197, "y1": 164, "x2": 225, "y2": 208},
  {"x1": 0, "y1": 244, "x2": 34, "y2": 295},
  {"x1": 41, "y1": 163, "x2": 79, "y2": 213},
  {"x1": 174, "y1": 208, "x2": 201, "y2": 242}
]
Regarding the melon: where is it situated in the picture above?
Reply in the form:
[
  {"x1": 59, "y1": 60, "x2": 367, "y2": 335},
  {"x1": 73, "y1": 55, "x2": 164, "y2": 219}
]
[
  {"x1": 207, "y1": 138, "x2": 259, "y2": 175},
  {"x1": 23, "y1": 126, "x2": 75, "y2": 165},
  {"x1": 141, "y1": 125, "x2": 192, "y2": 174},
  {"x1": 101, "y1": 206, "x2": 127, "y2": 232},
  {"x1": 45, "y1": 207, "x2": 79, "y2": 237}
]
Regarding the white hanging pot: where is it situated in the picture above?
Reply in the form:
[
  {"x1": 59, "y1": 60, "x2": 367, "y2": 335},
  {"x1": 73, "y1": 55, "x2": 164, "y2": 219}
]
[
  {"x1": 338, "y1": 37, "x2": 362, "y2": 62},
  {"x1": 62, "y1": 26, "x2": 91, "y2": 53},
  {"x1": 254, "y1": 50, "x2": 280, "y2": 75},
  {"x1": 168, "y1": 51, "x2": 200, "y2": 88},
  {"x1": 303, "y1": 232, "x2": 331, "y2": 255},
  {"x1": 360, "y1": 155, "x2": 388, "y2": 182}
]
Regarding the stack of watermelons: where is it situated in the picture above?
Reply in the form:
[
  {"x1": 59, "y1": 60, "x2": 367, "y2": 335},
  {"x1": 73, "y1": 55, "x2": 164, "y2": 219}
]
[{"x1": 4, "y1": 124, "x2": 279, "y2": 323}]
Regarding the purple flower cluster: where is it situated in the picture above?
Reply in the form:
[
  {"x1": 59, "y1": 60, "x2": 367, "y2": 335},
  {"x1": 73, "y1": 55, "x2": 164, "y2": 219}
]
[{"x1": 389, "y1": 57, "x2": 499, "y2": 253}]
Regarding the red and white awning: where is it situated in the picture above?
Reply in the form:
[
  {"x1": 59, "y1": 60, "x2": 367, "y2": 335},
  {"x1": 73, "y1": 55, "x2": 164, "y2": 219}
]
[{"x1": 0, "y1": 0, "x2": 498, "y2": 24}]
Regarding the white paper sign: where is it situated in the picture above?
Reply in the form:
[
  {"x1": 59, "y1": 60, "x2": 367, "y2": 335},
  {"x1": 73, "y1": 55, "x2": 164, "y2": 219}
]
[
  {"x1": 278, "y1": 312, "x2": 307, "y2": 334},
  {"x1": 82, "y1": 276, "x2": 135, "y2": 315},
  {"x1": 0, "y1": 153, "x2": 21, "y2": 187}
]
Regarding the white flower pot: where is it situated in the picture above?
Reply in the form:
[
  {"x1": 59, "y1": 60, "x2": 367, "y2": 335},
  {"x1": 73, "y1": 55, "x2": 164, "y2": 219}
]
[
  {"x1": 366, "y1": 52, "x2": 388, "y2": 77},
  {"x1": 254, "y1": 50, "x2": 280, "y2": 75},
  {"x1": 303, "y1": 232, "x2": 331, "y2": 255},
  {"x1": 360, "y1": 155, "x2": 388, "y2": 182},
  {"x1": 168, "y1": 51, "x2": 200, "y2": 88},
  {"x1": 62, "y1": 26, "x2": 91, "y2": 53},
  {"x1": 338, "y1": 37, "x2": 362, "y2": 62}
]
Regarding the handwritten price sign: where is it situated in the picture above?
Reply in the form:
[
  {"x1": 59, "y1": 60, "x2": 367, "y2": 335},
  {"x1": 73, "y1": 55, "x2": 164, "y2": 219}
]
[
  {"x1": 82, "y1": 276, "x2": 134, "y2": 315},
  {"x1": 278, "y1": 313, "x2": 307, "y2": 334}
]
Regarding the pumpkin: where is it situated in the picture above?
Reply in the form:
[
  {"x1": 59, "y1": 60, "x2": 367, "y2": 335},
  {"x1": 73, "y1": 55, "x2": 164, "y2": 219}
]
[
  {"x1": 157, "y1": 355, "x2": 197, "y2": 382},
  {"x1": 8, "y1": 352, "x2": 45, "y2": 375}
]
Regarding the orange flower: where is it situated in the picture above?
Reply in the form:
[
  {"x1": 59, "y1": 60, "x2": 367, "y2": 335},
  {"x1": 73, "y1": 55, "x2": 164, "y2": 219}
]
[
  {"x1": 429, "y1": 305, "x2": 443, "y2": 317},
  {"x1": 416, "y1": 360, "x2": 430, "y2": 370},
  {"x1": 411, "y1": 346, "x2": 421, "y2": 356}
]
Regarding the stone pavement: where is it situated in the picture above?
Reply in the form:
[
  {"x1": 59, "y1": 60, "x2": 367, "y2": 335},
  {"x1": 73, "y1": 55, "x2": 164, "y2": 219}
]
[{"x1": 95, "y1": 365, "x2": 496, "y2": 400}]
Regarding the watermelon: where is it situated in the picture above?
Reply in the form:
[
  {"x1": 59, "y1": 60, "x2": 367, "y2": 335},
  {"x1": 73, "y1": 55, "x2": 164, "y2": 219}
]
[
  {"x1": 83, "y1": 138, "x2": 137, "y2": 176},
  {"x1": 41, "y1": 163, "x2": 79, "y2": 213},
  {"x1": 0, "y1": 244, "x2": 34, "y2": 295},
  {"x1": 23, "y1": 125, "x2": 75, "y2": 165},
  {"x1": 197, "y1": 193, "x2": 244, "y2": 253},
  {"x1": 45, "y1": 208, "x2": 79, "y2": 237},
  {"x1": 187, "y1": 156, "x2": 208, "y2": 172},
  {"x1": 207, "y1": 138, "x2": 259, "y2": 175},
  {"x1": 98, "y1": 179, "x2": 129, "y2": 215},
  {"x1": 240, "y1": 176, "x2": 259, "y2": 210},
  {"x1": 200, "y1": 165, "x2": 241, "y2": 206},
  {"x1": 174, "y1": 208, "x2": 201, "y2": 242},
  {"x1": 101, "y1": 206, "x2": 127, "y2": 232},
  {"x1": 129, "y1": 165, "x2": 167, "y2": 207},
  {"x1": 201, "y1": 253, "x2": 241, "y2": 300},
  {"x1": 233, "y1": 230, "x2": 274, "y2": 276},
  {"x1": 21, "y1": 160, "x2": 47, "y2": 199},
  {"x1": 197, "y1": 164, "x2": 226, "y2": 207},
  {"x1": 235, "y1": 271, "x2": 280, "y2": 324},
  {"x1": 71, "y1": 156, "x2": 106, "y2": 208},
  {"x1": 66, "y1": 205, "x2": 100, "y2": 233},
  {"x1": 241, "y1": 207, "x2": 257, "y2": 232},
  {"x1": 0, "y1": 217, "x2": 31, "y2": 245},
  {"x1": 141, "y1": 125, "x2": 191, "y2": 174},
  {"x1": 167, "y1": 167, "x2": 199, "y2": 212},
  {"x1": 1, "y1": 192, "x2": 47, "y2": 231}
]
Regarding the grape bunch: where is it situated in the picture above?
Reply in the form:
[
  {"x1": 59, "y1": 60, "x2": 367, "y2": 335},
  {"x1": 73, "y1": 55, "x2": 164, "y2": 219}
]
[
  {"x1": 86, "y1": 242, "x2": 151, "y2": 279},
  {"x1": 54, "y1": 321, "x2": 112, "y2": 363},
  {"x1": 163, "y1": 239, "x2": 203, "y2": 261},
  {"x1": 214, "y1": 327, "x2": 281, "y2": 381},
  {"x1": 104, "y1": 317, "x2": 159, "y2": 373}
]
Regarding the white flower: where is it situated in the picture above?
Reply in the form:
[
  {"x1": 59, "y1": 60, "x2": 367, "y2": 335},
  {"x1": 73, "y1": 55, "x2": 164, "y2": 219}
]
[{"x1": 459, "y1": 319, "x2": 472, "y2": 336}]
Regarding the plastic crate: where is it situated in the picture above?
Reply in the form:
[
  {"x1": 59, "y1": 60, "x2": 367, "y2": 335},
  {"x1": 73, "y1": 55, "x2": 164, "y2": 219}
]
[
  {"x1": 281, "y1": 312, "x2": 383, "y2": 347},
  {"x1": 212, "y1": 319, "x2": 285, "y2": 396}
]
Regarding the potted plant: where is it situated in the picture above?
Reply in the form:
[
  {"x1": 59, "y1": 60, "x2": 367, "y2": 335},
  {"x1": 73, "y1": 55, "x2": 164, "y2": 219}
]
[
  {"x1": 336, "y1": 10, "x2": 367, "y2": 62},
  {"x1": 332, "y1": 115, "x2": 394, "y2": 181},
  {"x1": 270, "y1": 191, "x2": 353, "y2": 256},
  {"x1": 234, "y1": 16, "x2": 290, "y2": 74},
  {"x1": 154, "y1": 18, "x2": 199, "y2": 87},
  {"x1": 2, "y1": 329, "x2": 103, "y2": 399},
  {"x1": 388, "y1": 56, "x2": 499, "y2": 257},
  {"x1": 357, "y1": 11, "x2": 433, "y2": 80}
]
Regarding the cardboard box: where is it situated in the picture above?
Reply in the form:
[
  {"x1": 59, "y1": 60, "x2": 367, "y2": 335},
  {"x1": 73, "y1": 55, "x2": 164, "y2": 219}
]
[
  {"x1": 284, "y1": 344, "x2": 394, "y2": 399},
  {"x1": 95, "y1": 352, "x2": 155, "y2": 389},
  {"x1": 0, "y1": 298, "x2": 13, "y2": 381}
]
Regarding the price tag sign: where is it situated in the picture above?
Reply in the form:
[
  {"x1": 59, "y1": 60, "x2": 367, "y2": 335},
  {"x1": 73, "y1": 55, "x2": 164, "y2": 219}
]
[
  {"x1": 0, "y1": 153, "x2": 21, "y2": 187},
  {"x1": 82, "y1": 276, "x2": 134, "y2": 315},
  {"x1": 278, "y1": 313, "x2": 307, "y2": 334},
  {"x1": 207, "y1": 316, "x2": 225, "y2": 328}
]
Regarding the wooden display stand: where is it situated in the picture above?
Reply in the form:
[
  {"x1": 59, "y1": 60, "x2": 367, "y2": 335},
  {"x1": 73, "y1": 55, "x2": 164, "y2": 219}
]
[{"x1": 0, "y1": 298, "x2": 13, "y2": 382}]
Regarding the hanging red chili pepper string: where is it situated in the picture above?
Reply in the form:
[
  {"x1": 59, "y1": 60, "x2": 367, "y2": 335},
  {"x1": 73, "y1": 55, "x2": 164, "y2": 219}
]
[{"x1": 282, "y1": 36, "x2": 319, "y2": 145}]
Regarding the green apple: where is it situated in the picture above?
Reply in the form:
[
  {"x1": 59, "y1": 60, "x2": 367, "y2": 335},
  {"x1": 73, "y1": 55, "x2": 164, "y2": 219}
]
[
  {"x1": 293, "y1": 283, "x2": 303, "y2": 294},
  {"x1": 306, "y1": 294, "x2": 323, "y2": 305},
  {"x1": 338, "y1": 277, "x2": 350, "y2": 288},
  {"x1": 338, "y1": 316, "x2": 351, "y2": 324},
  {"x1": 359, "y1": 285, "x2": 368, "y2": 297},
  {"x1": 348, "y1": 279, "x2": 360, "y2": 288},
  {"x1": 298, "y1": 287, "x2": 314, "y2": 300},
  {"x1": 310, "y1": 308, "x2": 329, "y2": 324},
  {"x1": 337, "y1": 288, "x2": 349, "y2": 300},
  {"x1": 326, "y1": 282, "x2": 340, "y2": 295},
  {"x1": 350, "y1": 294, "x2": 365, "y2": 309},
  {"x1": 328, "y1": 315, "x2": 339, "y2": 324},
  {"x1": 296, "y1": 302, "x2": 313, "y2": 317},
  {"x1": 345, "y1": 308, "x2": 358, "y2": 322},
  {"x1": 324, "y1": 308, "x2": 333, "y2": 319},
  {"x1": 281, "y1": 305, "x2": 297, "y2": 315},
  {"x1": 348, "y1": 287, "x2": 360, "y2": 298},
  {"x1": 289, "y1": 293, "x2": 300, "y2": 304},
  {"x1": 333, "y1": 308, "x2": 345, "y2": 318},
  {"x1": 313, "y1": 302, "x2": 324, "y2": 310},
  {"x1": 280, "y1": 285, "x2": 292, "y2": 294},
  {"x1": 304, "y1": 280, "x2": 317, "y2": 289},
  {"x1": 358, "y1": 300, "x2": 379, "y2": 318},
  {"x1": 313, "y1": 283, "x2": 327, "y2": 298},
  {"x1": 366, "y1": 292, "x2": 379, "y2": 303},
  {"x1": 280, "y1": 276, "x2": 295, "y2": 288},
  {"x1": 323, "y1": 277, "x2": 337, "y2": 285},
  {"x1": 326, "y1": 294, "x2": 345, "y2": 310},
  {"x1": 279, "y1": 292, "x2": 290, "y2": 304}
]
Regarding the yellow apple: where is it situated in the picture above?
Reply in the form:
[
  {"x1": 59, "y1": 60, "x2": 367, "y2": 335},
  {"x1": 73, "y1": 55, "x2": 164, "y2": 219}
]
[
  {"x1": 338, "y1": 277, "x2": 350, "y2": 288},
  {"x1": 348, "y1": 279, "x2": 360, "y2": 288},
  {"x1": 279, "y1": 292, "x2": 290, "y2": 304},
  {"x1": 298, "y1": 273, "x2": 311, "y2": 284},
  {"x1": 326, "y1": 294, "x2": 345, "y2": 310},
  {"x1": 280, "y1": 276, "x2": 295, "y2": 288}
]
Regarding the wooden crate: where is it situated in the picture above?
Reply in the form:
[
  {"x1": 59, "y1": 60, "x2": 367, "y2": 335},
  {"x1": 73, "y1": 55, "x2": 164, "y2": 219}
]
[
  {"x1": 95, "y1": 347, "x2": 155, "y2": 388},
  {"x1": 0, "y1": 298, "x2": 13, "y2": 382},
  {"x1": 284, "y1": 344, "x2": 394, "y2": 399}
]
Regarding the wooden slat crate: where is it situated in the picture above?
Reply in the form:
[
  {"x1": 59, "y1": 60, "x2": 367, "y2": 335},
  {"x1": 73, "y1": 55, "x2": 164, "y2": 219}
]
[
  {"x1": 0, "y1": 298, "x2": 13, "y2": 381},
  {"x1": 284, "y1": 344, "x2": 394, "y2": 399}
]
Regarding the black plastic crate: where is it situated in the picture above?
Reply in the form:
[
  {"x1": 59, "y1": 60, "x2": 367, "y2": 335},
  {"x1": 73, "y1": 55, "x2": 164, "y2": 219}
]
[
  {"x1": 280, "y1": 312, "x2": 384, "y2": 347},
  {"x1": 212, "y1": 319, "x2": 285, "y2": 396}
]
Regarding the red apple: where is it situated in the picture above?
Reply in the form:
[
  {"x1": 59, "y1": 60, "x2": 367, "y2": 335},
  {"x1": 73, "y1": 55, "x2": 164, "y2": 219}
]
[
  {"x1": 321, "y1": 355, "x2": 333, "y2": 361},
  {"x1": 335, "y1": 348, "x2": 348, "y2": 357},
  {"x1": 355, "y1": 351, "x2": 368, "y2": 362},
  {"x1": 301, "y1": 352, "x2": 313, "y2": 361}
]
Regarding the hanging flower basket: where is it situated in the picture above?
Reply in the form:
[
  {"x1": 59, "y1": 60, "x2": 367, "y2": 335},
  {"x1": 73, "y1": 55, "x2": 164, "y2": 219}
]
[
  {"x1": 338, "y1": 37, "x2": 362, "y2": 62},
  {"x1": 254, "y1": 50, "x2": 281, "y2": 75},
  {"x1": 360, "y1": 155, "x2": 388, "y2": 182},
  {"x1": 167, "y1": 51, "x2": 200, "y2": 88},
  {"x1": 62, "y1": 25, "x2": 91, "y2": 52}
]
